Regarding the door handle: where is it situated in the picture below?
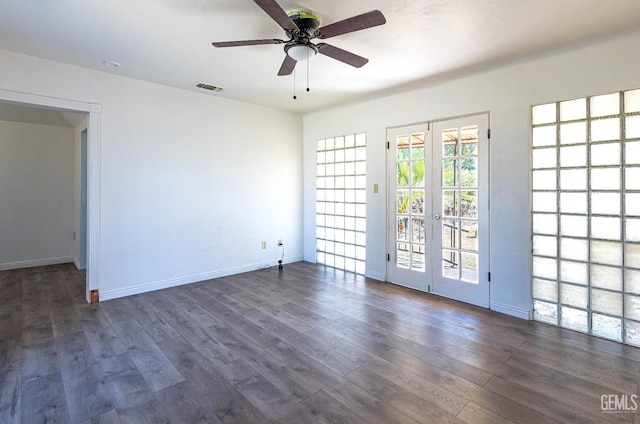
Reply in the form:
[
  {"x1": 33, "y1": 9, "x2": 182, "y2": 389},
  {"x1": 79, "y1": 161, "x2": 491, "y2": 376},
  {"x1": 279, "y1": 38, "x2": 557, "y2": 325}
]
[{"x1": 434, "y1": 213, "x2": 441, "y2": 220}]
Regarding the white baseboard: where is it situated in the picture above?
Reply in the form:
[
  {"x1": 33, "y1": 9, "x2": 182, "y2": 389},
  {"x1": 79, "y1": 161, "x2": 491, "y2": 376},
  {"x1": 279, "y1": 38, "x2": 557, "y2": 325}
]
[
  {"x1": 491, "y1": 301, "x2": 532, "y2": 320},
  {"x1": 365, "y1": 270, "x2": 385, "y2": 281},
  {"x1": 100, "y1": 255, "x2": 303, "y2": 301},
  {"x1": 0, "y1": 256, "x2": 74, "y2": 271}
]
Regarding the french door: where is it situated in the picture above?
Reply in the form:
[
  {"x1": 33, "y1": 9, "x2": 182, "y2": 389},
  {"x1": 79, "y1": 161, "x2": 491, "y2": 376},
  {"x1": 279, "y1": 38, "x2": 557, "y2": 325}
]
[{"x1": 386, "y1": 114, "x2": 490, "y2": 307}]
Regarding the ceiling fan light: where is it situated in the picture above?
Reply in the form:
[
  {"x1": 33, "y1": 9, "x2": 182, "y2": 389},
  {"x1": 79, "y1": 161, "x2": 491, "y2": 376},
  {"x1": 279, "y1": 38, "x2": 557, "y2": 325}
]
[{"x1": 286, "y1": 44, "x2": 316, "y2": 62}]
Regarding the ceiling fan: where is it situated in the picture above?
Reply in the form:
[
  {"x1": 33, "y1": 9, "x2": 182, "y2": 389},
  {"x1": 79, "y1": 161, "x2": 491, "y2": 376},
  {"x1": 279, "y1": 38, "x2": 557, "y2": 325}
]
[{"x1": 212, "y1": 0, "x2": 386, "y2": 76}]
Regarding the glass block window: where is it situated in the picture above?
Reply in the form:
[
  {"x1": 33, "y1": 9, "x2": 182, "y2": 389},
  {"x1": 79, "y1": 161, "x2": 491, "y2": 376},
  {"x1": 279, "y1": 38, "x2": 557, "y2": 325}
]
[
  {"x1": 531, "y1": 88, "x2": 640, "y2": 346},
  {"x1": 316, "y1": 133, "x2": 366, "y2": 274}
]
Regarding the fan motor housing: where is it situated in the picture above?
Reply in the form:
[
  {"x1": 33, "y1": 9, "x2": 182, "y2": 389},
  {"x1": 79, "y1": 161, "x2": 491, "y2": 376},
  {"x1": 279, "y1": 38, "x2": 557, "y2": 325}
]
[{"x1": 287, "y1": 9, "x2": 319, "y2": 37}]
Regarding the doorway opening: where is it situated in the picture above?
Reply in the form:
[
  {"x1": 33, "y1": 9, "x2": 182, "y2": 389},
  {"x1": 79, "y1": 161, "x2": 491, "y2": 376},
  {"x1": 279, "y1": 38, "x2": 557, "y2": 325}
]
[
  {"x1": 0, "y1": 89, "x2": 101, "y2": 303},
  {"x1": 386, "y1": 113, "x2": 490, "y2": 307}
]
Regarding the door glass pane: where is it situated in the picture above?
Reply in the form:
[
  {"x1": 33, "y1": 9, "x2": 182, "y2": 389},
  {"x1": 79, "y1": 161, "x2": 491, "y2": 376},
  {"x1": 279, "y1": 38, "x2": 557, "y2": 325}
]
[
  {"x1": 461, "y1": 190, "x2": 478, "y2": 218},
  {"x1": 443, "y1": 220, "x2": 459, "y2": 249},
  {"x1": 442, "y1": 249, "x2": 459, "y2": 279},
  {"x1": 461, "y1": 221, "x2": 478, "y2": 252},
  {"x1": 443, "y1": 190, "x2": 458, "y2": 217},
  {"x1": 461, "y1": 253, "x2": 478, "y2": 283},
  {"x1": 394, "y1": 132, "x2": 427, "y2": 272}
]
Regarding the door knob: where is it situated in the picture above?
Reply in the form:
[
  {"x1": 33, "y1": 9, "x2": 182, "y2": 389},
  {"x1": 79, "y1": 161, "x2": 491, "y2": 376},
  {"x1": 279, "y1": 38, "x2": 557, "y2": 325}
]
[{"x1": 434, "y1": 213, "x2": 441, "y2": 220}]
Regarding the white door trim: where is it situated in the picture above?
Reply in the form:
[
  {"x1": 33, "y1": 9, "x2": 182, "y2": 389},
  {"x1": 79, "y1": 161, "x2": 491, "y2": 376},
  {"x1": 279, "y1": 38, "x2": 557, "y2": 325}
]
[{"x1": 0, "y1": 89, "x2": 102, "y2": 303}]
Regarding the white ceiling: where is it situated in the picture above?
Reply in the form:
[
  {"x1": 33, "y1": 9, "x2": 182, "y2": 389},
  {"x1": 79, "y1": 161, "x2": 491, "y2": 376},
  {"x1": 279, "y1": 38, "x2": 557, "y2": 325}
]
[{"x1": 1, "y1": 0, "x2": 640, "y2": 114}]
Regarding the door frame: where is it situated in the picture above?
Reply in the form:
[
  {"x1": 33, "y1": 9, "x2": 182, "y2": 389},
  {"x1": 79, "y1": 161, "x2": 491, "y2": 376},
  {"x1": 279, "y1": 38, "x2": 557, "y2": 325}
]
[
  {"x1": 385, "y1": 112, "x2": 491, "y2": 307},
  {"x1": 0, "y1": 89, "x2": 102, "y2": 303}
]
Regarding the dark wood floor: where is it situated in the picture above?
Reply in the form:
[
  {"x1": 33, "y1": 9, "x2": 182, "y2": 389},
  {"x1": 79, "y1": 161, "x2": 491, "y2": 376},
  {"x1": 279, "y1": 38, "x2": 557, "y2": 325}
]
[{"x1": 1, "y1": 262, "x2": 639, "y2": 423}]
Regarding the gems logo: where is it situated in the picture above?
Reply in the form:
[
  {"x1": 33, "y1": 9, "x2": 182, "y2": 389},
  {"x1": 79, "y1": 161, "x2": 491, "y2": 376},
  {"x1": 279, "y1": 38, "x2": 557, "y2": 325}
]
[{"x1": 601, "y1": 394, "x2": 638, "y2": 413}]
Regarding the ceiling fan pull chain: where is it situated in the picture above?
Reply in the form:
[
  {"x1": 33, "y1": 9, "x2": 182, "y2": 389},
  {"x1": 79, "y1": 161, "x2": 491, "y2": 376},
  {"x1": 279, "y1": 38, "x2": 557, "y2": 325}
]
[
  {"x1": 293, "y1": 69, "x2": 297, "y2": 100},
  {"x1": 306, "y1": 49, "x2": 310, "y2": 92}
]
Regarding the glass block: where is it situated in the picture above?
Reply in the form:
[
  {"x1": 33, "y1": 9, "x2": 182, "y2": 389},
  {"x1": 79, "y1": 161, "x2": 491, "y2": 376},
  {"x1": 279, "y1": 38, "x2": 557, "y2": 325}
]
[
  {"x1": 334, "y1": 136, "x2": 345, "y2": 149},
  {"x1": 325, "y1": 150, "x2": 335, "y2": 163},
  {"x1": 560, "y1": 260, "x2": 588, "y2": 284},
  {"x1": 317, "y1": 139, "x2": 326, "y2": 151},
  {"x1": 532, "y1": 148, "x2": 557, "y2": 169},
  {"x1": 461, "y1": 191, "x2": 478, "y2": 218},
  {"x1": 626, "y1": 243, "x2": 640, "y2": 269},
  {"x1": 626, "y1": 193, "x2": 640, "y2": 216},
  {"x1": 443, "y1": 190, "x2": 458, "y2": 217},
  {"x1": 532, "y1": 103, "x2": 556, "y2": 125},
  {"x1": 625, "y1": 320, "x2": 640, "y2": 347},
  {"x1": 592, "y1": 314, "x2": 622, "y2": 342},
  {"x1": 626, "y1": 168, "x2": 640, "y2": 190},
  {"x1": 534, "y1": 300, "x2": 558, "y2": 324},
  {"x1": 560, "y1": 306, "x2": 588, "y2": 332},
  {"x1": 560, "y1": 98, "x2": 587, "y2": 121},
  {"x1": 626, "y1": 116, "x2": 640, "y2": 139},
  {"x1": 532, "y1": 170, "x2": 557, "y2": 190},
  {"x1": 591, "y1": 264, "x2": 622, "y2": 291},
  {"x1": 533, "y1": 235, "x2": 557, "y2": 257},
  {"x1": 317, "y1": 151, "x2": 326, "y2": 164},
  {"x1": 591, "y1": 143, "x2": 621, "y2": 166},
  {"x1": 591, "y1": 192, "x2": 620, "y2": 215},
  {"x1": 411, "y1": 190, "x2": 425, "y2": 214},
  {"x1": 560, "y1": 145, "x2": 587, "y2": 167},
  {"x1": 625, "y1": 295, "x2": 640, "y2": 321},
  {"x1": 355, "y1": 147, "x2": 366, "y2": 161},
  {"x1": 355, "y1": 260, "x2": 365, "y2": 275},
  {"x1": 533, "y1": 278, "x2": 558, "y2": 302},
  {"x1": 560, "y1": 238, "x2": 588, "y2": 261},
  {"x1": 591, "y1": 289, "x2": 622, "y2": 315},
  {"x1": 560, "y1": 122, "x2": 587, "y2": 145},
  {"x1": 560, "y1": 215, "x2": 586, "y2": 237},
  {"x1": 627, "y1": 269, "x2": 640, "y2": 294},
  {"x1": 591, "y1": 118, "x2": 621, "y2": 142},
  {"x1": 533, "y1": 125, "x2": 556, "y2": 147},
  {"x1": 560, "y1": 169, "x2": 587, "y2": 190},
  {"x1": 533, "y1": 256, "x2": 557, "y2": 280},
  {"x1": 355, "y1": 133, "x2": 366, "y2": 146},
  {"x1": 344, "y1": 258, "x2": 355, "y2": 272},
  {"x1": 442, "y1": 249, "x2": 459, "y2": 279},
  {"x1": 461, "y1": 253, "x2": 478, "y2": 283},
  {"x1": 334, "y1": 242, "x2": 345, "y2": 256},
  {"x1": 590, "y1": 168, "x2": 621, "y2": 190},
  {"x1": 335, "y1": 149, "x2": 345, "y2": 163},
  {"x1": 532, "y1": 192, "x2": 557, "y2": 213},
  {"x1": 461, "y1": 221, "x2": 478, "y2": 252},
  {"x1": 625, "y1": 88, "x2": 640, "y2": 113},
  {"x1": 627, "y1": 218, "x2": 640, "y2": 242},
  {"x1": 591, "y1": 217, "x2": 621, "y2": 240},
  {"x1": 590, "y1": 92, "x2": 620, "y2": 117},
  {"x1": 460, "y1": 158, "x2": 478, "y2": 188},
  {"x1": 442, "y1": 159, "x2": 457, "y2": 187},
  {"x1": 325, "y1": 254, "x2": 335, "y2": 267},
  {"x1": 627, "y1": 142, "x2": 640, "y2": 165},
  {"x1": 560, "y1": 283, "x2": 588, "y2": 308},
  {"x1": 560, "y1": 192, "x2": 587, "y2": 214},
  {"x1": 591, "y1": 240, "x2": 622, "y2": 265},
  {"x1": 534, "y1": 213, "x2": 558, "y2": 235}
]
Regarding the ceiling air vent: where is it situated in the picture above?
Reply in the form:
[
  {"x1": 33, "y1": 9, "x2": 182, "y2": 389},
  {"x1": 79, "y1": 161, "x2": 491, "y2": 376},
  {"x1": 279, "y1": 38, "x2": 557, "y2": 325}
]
[{"x1": 196, "y1": 82, "x2": 223, "y2": 92}]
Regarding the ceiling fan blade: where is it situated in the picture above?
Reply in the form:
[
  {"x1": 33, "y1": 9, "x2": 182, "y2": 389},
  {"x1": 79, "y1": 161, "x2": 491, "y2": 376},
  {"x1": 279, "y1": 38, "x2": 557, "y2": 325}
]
[
  {"x1": 253, "y1": 0, "x2": 299, "y2": 31},
  {"x1": 278, "y1": 55, "x2": 297, "y2": 76},
  {"x1": 212, "y1": 39, "x2": 284, "y2": 48},
  {"x1": 317, "y1": 43, "x2": 368, "y2": 68},
  {"x1": 317, "y1": 10, "x2": 386, "y2": 39}
]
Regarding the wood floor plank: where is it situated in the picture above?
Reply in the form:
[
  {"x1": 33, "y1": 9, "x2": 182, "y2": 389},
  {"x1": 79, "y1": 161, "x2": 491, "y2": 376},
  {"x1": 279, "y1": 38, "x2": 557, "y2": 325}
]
[
  {"x1": 3, "y1": 261, "x2": 640, "y2": 423},
  {"x1": 21, "y1": 372, "x2": 72, "y2": 424}
]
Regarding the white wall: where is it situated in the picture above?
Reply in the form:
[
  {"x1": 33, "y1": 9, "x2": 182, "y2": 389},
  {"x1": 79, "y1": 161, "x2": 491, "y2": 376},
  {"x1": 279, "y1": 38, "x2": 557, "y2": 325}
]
[
  {"x1": 0, "y1": 49, "x2": 303, "y2": 300},
  {"x1": 0, "y1": 120, "x2": 75, "y2": 269},
  {"x1": 302, "y1": 30, "x2": 640, "y2": 319}
]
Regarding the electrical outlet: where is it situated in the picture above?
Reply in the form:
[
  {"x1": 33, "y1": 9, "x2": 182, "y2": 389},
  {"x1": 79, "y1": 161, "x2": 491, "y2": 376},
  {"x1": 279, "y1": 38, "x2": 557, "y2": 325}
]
[
  {"x1": 277, "y1": 239, "x2": 283, "y2": 246},
  {"x1": 261, "y1": 241, "x2": 266, "y2": 249}
]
